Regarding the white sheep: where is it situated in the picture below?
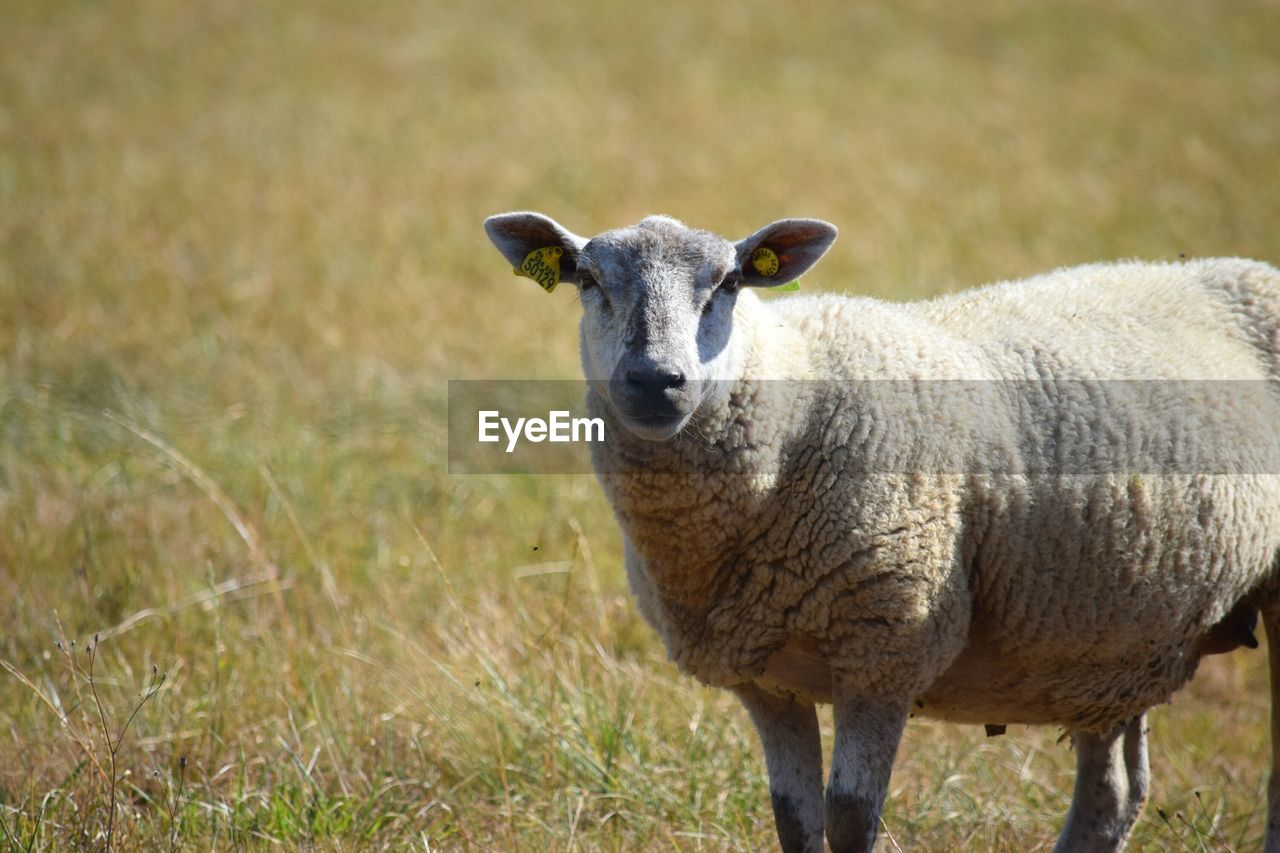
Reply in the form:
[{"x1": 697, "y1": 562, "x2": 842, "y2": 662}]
[{"x1": 484, "y1": 210, "x2": 1280, "y2": 852}]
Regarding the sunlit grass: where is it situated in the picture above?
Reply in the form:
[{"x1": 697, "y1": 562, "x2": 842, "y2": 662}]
[{"x1": 3, "y1": 0, "x2": 1279, "y2": 847}]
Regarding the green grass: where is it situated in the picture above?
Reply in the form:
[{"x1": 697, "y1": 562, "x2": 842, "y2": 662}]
[{"x1": 3, "y1": 0, "x2": 1280, "y2": 848}]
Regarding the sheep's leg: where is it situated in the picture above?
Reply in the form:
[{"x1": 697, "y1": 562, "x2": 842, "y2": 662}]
[
  {"x1": 1264, "y1": 602, "x2": 1280, "y2": 853},
  {"x1": 1121, "y1": 715, "x2": 1150, "y2": 837},
  {"x1": 732, "y1": 684, "x2": 824, "y2": 853},
  {"x1": 825, "y1": 685, "x2": 909, "y2": 853},
  {"x1": 1054, "y1": 715, "x2": 1148, "y2": 852}
]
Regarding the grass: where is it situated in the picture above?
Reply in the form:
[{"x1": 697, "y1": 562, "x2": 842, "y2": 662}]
[{"x1": 2, "y1": 0, "x2": 1280, "y2": 847}]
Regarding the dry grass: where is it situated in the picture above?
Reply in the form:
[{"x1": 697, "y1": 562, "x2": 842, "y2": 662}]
[{"x1": 2, "y1": 0, "x2": 1280, "y2": 848}]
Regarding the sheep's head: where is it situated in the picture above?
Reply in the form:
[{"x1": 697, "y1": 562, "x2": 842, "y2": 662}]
[{"x1": 484, "y1": 212, "x2": 836, "y2": 440}]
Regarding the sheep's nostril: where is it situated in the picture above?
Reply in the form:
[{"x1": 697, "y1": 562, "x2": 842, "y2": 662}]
[{"x1": 655, "y1": 366, "x2": 685, "y2": 389}]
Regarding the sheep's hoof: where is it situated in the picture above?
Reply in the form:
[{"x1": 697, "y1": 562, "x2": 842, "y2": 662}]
[{"x1": 825, "y1": 790, "x2": 878, "y2": 853}]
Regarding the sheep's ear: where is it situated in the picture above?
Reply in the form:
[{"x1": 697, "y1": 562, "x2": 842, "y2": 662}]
[
  {"x1": 484, "y1": 211, "x2": 587, "y2": 292},
  {"x1": 734, "y1": 219, "x2": 838, "y2": 287}
]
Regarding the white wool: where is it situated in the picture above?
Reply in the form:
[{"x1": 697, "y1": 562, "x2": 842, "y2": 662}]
[{"x1": 597, "y1": 258, "x2": 1280, "y2": 732}]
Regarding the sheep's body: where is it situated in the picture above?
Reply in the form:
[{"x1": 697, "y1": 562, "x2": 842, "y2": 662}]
[
  {"x1": 597, "y1": 258, "x2": 1280, "y2": 734},
  {"x1": 484, "y1": 210, "x2": 1280, "y2": 851}
]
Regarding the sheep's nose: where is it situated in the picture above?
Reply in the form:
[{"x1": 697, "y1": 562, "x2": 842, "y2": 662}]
[{"x1": 625, "y1": 365, "x2": 685, "y2": 397}]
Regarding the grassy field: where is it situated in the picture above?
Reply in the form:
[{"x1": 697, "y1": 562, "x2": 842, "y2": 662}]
[{"x1": 3, "y1": 0, "x2": 1280, "y2": 848}]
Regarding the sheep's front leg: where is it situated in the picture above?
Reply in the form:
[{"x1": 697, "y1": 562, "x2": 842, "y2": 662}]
[
  {"x1": 826, "y1": 684, "x2": 910, "y2": 853},
  {"x1": 1055, "y1": 714, "x2": 1149, "y2": 853},
  {"x1": 732, "y1": 684, "x2": 824, "y2": 853}
]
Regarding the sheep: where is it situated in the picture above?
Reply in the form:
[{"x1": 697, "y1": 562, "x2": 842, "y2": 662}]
[{"x1": 483, "y1": 209, "x2": 1280, "y2": 853}]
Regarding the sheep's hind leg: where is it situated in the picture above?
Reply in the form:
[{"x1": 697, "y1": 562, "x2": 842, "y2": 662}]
[
  {"x1": 732, "y1": 684, "x2": 824, "y2": 853},
  {"x1": 825, "y1": 684, "x2": 909, "y2": 853},
  {"x1": 1263, "y1": 602, "x2": 1280, "y2": 853},
  {"x1": 1054, "y1": 714, "x2": 1148, "y2": 852}
]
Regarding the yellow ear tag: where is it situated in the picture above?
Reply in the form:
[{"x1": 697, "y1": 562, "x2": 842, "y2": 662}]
[
  {"x1": 513, "y1": 246, "x2": 563, "y2": 293},
  {"x1": 751, "y1": 246, "x2": 799, "y2": 290},
  {"x1": 751, "y1": 246, "x2": 780, "y2": 277}
]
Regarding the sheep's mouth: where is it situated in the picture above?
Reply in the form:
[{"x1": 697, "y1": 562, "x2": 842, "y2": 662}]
[{"x1": 616, "y1": 411, "x2": 691, "y2": 441}]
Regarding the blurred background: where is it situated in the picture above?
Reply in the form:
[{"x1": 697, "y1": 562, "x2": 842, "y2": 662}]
[{"x1": 2, "y1": 0, "x2": 1278, "y2": 847}]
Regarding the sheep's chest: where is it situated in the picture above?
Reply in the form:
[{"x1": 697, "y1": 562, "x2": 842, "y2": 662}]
[{"x1": 627, "y1": 510, "x2": 971, "y2": 699}]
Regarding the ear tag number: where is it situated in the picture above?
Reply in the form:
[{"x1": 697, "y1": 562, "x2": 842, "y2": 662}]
[
  {"x1": 751, "y1": 246, "x2": 780, "y2": 277},
  {"x1": 514, "y1": 246, "x2": 563, "y2": 293}
]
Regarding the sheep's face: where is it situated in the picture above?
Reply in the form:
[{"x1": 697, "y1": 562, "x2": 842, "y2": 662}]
[
  {"x1": 573, "y1": 216, "x2": 739, "y2": 441},
  {"x1": 485, "y1": 212, "x2": 837, "y2": 441}
]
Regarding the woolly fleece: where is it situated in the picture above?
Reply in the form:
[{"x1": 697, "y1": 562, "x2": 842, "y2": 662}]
[{"x1": 593, "y1": 258, "x2": 1280, "y2": 732}]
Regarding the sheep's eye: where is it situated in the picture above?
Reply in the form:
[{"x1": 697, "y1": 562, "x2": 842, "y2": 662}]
[
  {"x1": 702, "y1": 274, "x2": 738, "y2": 316},
  {"x1": 579, "y1": 272, "x2": 598, "y2": 290}
]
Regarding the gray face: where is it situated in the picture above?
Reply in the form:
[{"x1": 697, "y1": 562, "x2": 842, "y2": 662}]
[
  {"x1": 575, "y1": 216, "x2": 741, "y2": 440},
  {"x1": 484, "y1": 210, "x2": 837, "y2": 441}
]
